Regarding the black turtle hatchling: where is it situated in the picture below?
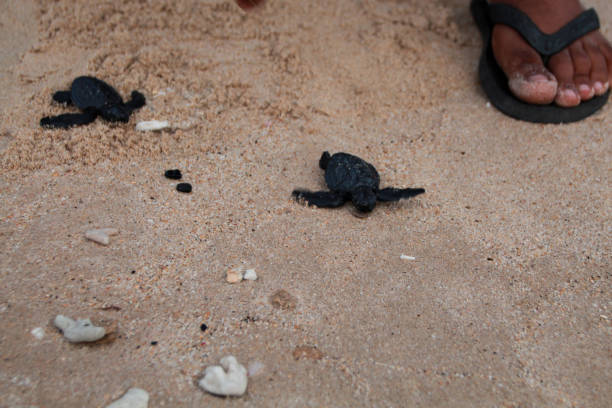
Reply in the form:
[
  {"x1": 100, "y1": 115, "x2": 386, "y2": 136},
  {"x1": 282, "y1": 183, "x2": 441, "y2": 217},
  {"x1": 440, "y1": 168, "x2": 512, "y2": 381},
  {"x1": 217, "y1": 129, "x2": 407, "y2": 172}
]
[
  {"x1": 40, "y1": 76, "x2": 145, "y2": 128},
  {"x1": 292, "y1": 151, "x2": 425, "y2": 213}
]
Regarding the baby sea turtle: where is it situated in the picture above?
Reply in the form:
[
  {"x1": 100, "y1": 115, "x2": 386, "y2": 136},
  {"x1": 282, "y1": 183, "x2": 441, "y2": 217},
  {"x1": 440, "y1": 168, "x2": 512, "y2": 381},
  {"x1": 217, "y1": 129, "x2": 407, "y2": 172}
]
[
  {"x1": 40, "y1": 76, "x2": 145, "y2": 129},
  {"x1": 292, "y1": 151, "x2": 425, "y2": 213}
]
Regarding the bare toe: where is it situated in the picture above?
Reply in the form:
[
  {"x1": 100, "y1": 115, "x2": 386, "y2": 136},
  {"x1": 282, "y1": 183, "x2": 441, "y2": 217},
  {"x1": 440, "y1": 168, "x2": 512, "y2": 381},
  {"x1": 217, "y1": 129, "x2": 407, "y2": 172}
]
[
  {"x1": 569, "y1": 41, "x2": 595, "y2": 100},
  {"x1": 508, "y1": 64, "x2": 558, "y2": 104},
  {"x1": 549, "y1": 49, "x2": 581, "y2": 107},
  {"x1": 599, "y1": 35, "x2": 612, "y2": 80},
  {"x1": 582, "y1": 37, "x2": 608, "y2": 95},
  {"x1": 492, "y1": 25, "x2": 557, "y2": 104}
]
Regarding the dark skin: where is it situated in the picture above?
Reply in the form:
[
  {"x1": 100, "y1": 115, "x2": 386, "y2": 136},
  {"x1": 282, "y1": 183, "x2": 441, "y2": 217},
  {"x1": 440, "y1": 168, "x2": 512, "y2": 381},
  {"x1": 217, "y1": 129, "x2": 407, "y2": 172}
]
[
  {"x1": 236, "y1": 0, "x2": 612, "y2": 107},
  {"x1": 491, "y1": 0, "x2": 612, "y2": 107},
  {"x1": 235, "y1": 0, "x2": 265, "y2": 10}
]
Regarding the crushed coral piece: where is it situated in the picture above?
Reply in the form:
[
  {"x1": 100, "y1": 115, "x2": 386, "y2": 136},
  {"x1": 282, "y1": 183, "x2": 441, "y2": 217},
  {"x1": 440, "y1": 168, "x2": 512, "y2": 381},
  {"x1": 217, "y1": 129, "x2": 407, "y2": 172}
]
[
  {"x1": 244, "y1": 269, "x2": 258, "y2": 281},
  {"x1": 105, "y1": 388, "x2": 149, "y2": 408},
  {"x1": 31, "y1": 327, "x2": 45, "y2": 340},
  {"x1": 85, "y1": 228, "x2": 118, "y2": 246},
  {"x1": 54, "y1": 315, "x2": 105, "y2": 343},
  {"x1": 136, "y1": 120, "x2": 169, "y2": 131},
  {"x1": 199, "y1": 356, "x2": 248, "y2": 397}
]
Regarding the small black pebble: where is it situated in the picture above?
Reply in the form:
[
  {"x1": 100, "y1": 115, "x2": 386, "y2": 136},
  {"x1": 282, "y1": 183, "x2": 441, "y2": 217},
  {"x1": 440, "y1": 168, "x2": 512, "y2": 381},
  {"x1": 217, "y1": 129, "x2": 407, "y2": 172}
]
[
  {"x1": 177, "y1": 183, "x2": 192, "y2": 193},
  {"x1": 131, "y1": 270, "x2": 136, "y2": 274},
  {"x1": 200, "y1": 323, "x2": 208, "y2": 332},
  {"x1": 151, "y1": 341, "x2": 158, "y2": 346},
  {"x1": 164, "y1": 169, "x2": 182, "y2": 180}
]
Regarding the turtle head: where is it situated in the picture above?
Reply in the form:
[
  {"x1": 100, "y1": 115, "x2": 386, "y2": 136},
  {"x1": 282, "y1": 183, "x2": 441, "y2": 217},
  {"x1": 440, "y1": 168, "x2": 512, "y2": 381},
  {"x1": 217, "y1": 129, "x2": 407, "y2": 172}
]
[
  {"x1": 101, "y1": 104, "x2": 130, "y2": 123},
  {"x1": 351, "y1": 187, "x2": 377, "y2": 213}
]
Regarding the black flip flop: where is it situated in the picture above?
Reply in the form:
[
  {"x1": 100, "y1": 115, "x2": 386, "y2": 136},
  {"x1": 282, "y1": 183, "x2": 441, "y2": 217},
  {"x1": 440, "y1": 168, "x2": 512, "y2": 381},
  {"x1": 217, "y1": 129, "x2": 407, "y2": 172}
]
[{"x1": 471, "y1": 0, "x2": 610, "y2": 123}]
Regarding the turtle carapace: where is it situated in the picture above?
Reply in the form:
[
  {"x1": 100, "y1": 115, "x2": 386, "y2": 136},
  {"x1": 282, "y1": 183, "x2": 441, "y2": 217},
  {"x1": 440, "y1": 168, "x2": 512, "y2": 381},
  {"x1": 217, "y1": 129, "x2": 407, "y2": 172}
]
[
  {"x1": 40, "y1": 76, "x2": 145, "y2": 129},
  {"x1": 292, "y1": 151, "x2": 425, "y2": 213}
]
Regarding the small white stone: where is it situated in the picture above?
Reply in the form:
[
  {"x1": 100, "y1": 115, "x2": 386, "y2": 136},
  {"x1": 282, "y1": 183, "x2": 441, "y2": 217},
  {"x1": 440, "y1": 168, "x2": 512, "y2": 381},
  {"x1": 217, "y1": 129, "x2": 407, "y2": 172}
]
[
  {"x1": 31, "y1": 327, "x2": 45, "y2": 340},
  {"x1": 199, "y1": 355, "x2": 248, "y2": 397},
  {"x1": 99, "y1": 228, "x2": 119, "y2": 236},
  {"x1": 54, "y1": 315, "x2": 106, "y2": 343},
  {"x1": 400, "y1": 254, "x2": 416, "y2": 260},
  {"x1": 85, "y1": 228, "x2": 118, "y2": 246},
  {"x1": 85, "y1": 229, "x2": 109, "y2": 245},
  {"x1": 136, "y1": 120, "x2": 169, "y2": 132},
  {"x1": 243, "y1": 269, "x2": 258, "y2": 281},
  {"x1": 105, "y1": 388, "x2": 149, "y2": 408},
  {"x1": 226, "y1": 267, "x2": 243, "y2": 284}
]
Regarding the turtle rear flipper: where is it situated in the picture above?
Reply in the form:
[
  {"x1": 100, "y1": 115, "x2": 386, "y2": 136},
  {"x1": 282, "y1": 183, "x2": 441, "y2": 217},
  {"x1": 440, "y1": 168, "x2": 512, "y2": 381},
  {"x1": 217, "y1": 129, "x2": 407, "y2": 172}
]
[
  {"x1": 40, "y1": 109, "x2": 98, "y2": 129},
  {"x1": 292, "y1": 190, "x2": 347, "y2": 208},
  {"x1": 376, "y1": 187, "x2": 425, "y2": 202}
]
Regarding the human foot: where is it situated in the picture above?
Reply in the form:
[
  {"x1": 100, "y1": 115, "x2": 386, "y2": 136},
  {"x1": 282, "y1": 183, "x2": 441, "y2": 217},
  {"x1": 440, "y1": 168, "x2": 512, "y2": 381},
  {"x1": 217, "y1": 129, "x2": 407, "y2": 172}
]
[
  {"x1": 491, "y1": 0, "x2": 612, "y2": 107},
  {"x1": 235, "y1": 0, "x2": 266, "y2": 10}
]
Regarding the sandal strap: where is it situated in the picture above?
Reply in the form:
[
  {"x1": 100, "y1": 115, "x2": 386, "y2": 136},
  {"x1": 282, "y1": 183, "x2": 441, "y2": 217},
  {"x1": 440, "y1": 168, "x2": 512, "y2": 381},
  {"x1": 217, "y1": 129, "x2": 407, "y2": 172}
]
[{"x1": 488, "y1": 3, "x2": 599, "y2": 56}]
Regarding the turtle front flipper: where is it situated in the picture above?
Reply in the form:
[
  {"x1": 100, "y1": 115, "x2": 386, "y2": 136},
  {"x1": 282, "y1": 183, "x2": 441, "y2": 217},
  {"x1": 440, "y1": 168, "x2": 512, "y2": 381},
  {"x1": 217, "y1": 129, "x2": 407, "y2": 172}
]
[
  {"x1": 376, "y1": 187, "x2": 425, "y2": 202},
  {"x1": 40, "y1": 109, "x2": 98, "y2": 129},
  {"x1": 292, "y1": 190, "x2": 347, "y2": 208},
  {"x1": 124, "y1": 90, "x2": 146, "y2": 112},
  {"x1": 52, "y1": 91, "x2": 73, "y2": 105}
]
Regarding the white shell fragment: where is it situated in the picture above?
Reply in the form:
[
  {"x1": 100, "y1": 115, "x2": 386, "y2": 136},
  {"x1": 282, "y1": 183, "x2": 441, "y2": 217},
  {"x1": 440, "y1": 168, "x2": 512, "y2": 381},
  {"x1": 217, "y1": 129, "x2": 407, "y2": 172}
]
[
  {"x1": 136, "y1": 120, "x2": 169, "y2": 132},
  {"x1": 105, "y1": 388, "x2": 149, "y2": 408},
  {"x1": 243, "y1": 269, "x2": 258, "y2": 281},
  {"x1": 31, "y1": 327, "x2": 45, "y2": 340},
  {"x1": 199, "y1": 355, "x2": 248, "y2": 397},
  {"x1": 85, "y1": 228, "x2": 118, "y2": 246},
  {"x1": 400, "y1": 254, "x2": 416, "y2": 260},
  {"x1": 53, "y1": 315, "x2": 106, "y2": 343},
  {"x1": 226, "y1": 267, "x2": 244, "y2": 284}
]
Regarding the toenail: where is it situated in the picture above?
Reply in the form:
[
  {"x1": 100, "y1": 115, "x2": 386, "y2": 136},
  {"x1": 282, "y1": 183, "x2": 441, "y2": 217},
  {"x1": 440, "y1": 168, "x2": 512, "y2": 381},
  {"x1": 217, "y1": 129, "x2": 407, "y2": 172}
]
[
  {"x1": 593, "y1": 81, "x2": 610, "y2": 95},
  {"x1": 560, "y1": 88, "x2": 578, "y2": 100},
  {"x1": 579, "y1": 84, "x2": 593, "y2": 95},
  {"x1": 527, "y1": 73, "x2": 550, "y2": 83}
]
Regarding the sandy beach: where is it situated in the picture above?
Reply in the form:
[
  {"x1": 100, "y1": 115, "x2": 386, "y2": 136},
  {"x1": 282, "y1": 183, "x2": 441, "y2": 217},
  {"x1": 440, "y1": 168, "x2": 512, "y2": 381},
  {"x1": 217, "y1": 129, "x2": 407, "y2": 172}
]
[{"x1": 1, "y1": 0, "x2": 610, "y2": 406}]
